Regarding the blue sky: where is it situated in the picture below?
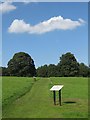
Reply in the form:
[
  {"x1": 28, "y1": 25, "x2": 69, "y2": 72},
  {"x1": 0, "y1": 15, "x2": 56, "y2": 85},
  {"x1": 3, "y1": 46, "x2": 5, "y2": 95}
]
[{"x1": 2, "y1": 2, "x2": 88, "y2": 68}]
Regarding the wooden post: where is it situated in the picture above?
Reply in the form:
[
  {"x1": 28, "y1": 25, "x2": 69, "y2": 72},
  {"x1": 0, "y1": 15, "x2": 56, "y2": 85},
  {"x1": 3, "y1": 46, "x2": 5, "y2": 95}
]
[
  {"x1": 59, "y1": 90, "x2": 61, "y2": 106},
  {"x1": 50, "y1": 85, "x2": 63, "y2": 106},
  {"x1": 53, "y1": 91, "x2": 56, "y2": 105}
]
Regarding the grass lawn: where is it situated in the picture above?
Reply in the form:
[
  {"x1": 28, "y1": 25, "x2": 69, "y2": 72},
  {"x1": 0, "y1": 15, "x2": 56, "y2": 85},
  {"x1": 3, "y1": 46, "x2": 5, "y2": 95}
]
[
  {"x1": 0, "y1": 77, "x2": 2, "y2": 119},
  {"x1": 2, "y1": 77, "x2": 88, "y2": 118},
  {"x1": 2, "y1": 77, "x2": 35, "y2": 108}
]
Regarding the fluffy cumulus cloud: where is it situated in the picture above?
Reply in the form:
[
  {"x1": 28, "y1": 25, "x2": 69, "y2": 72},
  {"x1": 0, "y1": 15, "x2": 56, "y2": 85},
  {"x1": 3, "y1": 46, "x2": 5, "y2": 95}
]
[
  {"x1": 0, "y1": 2, "x2": 16, "y2": 13},
  {"x1": 8, "y1": 16, "x2": 85, "y2": 34},
  {"x1": 0, "y1": 0, "x2": 33, "y2": 13}
]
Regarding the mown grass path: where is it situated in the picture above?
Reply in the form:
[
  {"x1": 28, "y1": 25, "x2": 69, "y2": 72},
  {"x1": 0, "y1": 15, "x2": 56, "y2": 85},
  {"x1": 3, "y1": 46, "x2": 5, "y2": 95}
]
[
  {"x1": 3, "y1": 77, "x2": 88, "y2": 118},
  {"x1": 3, "y1": 78, "x2": 53, "y2": 118}
]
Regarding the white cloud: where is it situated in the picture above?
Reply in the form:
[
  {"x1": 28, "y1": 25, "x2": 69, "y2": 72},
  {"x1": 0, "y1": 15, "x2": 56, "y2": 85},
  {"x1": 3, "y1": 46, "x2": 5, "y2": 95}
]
[
  {"x1": 4, "y1": 0, "x2": 34, "y2": 4},
  {"x1": 8, "y1": 16, "x2": 85, "y2": 34},
  {"x1": 0, "y1": 2, "x2": 16, "y2": 13},
  {"x1": 0, "y1": 0, "x2": 34, "y2": 14},
  {"x1": 9, "y1": 19, "x2": 30, "y2": 33}
]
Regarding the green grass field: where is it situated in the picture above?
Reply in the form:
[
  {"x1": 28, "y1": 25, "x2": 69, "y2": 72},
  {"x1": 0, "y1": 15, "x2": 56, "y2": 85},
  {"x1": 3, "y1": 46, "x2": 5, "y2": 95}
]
[
  {"x1": 0, "y1": 77, "x2": 2, "y2": 119},
  {"x1": 2, "y1": 77, "x2": 88, "y2": 118}
]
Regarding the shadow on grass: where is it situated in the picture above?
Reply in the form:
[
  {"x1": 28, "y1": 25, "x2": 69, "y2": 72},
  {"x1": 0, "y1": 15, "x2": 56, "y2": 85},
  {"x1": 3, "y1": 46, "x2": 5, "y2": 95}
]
[{"x1": 63, "y1": 101, "x2": 76, "y2": 104}]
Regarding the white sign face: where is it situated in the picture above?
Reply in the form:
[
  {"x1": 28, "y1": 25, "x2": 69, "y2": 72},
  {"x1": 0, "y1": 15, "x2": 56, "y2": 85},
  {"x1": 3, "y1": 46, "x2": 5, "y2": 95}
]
[{"x1": 50, "y1": 85, "x2": 63, "y2": 91}]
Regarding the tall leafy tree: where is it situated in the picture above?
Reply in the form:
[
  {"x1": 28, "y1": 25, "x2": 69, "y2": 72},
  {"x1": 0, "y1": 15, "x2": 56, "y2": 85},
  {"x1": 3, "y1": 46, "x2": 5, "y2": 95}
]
[
  {"x1": 58, "y1": 52, "x2": 79, "y2": 77},
  {"x1": 7, "y1": 52, "x2": 36, "y2": 77},
  {"x1": 79, "y1": 63, "x2": 89, "y2": 77}
]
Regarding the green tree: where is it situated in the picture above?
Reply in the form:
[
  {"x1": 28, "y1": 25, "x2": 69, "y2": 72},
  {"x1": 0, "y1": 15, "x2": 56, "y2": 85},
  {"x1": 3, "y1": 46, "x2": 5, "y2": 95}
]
[
  {"x1": 36, "y1": 65, "x2": 48, "y2": 77},
  {"x1": 58, "y1": 52, "x2": 79, "y2": 77},
  {"x1": 0, "y1": 67, "x2": 9, "y2": 76},
  {"x1": 7, "y1": 52, "x2": 36, "y2": 77},
  {"x1": 36, "y1": 64, "x2": 60, "y2": 77},
  {"x1": 79, "y1": 63, "x2": 89, "y2": 77},
  {"x1": 47, "y1": 64, "x2": 59, "y2": 77}
]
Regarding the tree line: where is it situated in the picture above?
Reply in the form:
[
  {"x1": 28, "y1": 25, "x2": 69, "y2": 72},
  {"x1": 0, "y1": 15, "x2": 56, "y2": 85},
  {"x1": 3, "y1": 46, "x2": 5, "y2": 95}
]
[
  {"x1": 37, "y1": 52, "x2": 90, "y2": 77},
  {"x1": 0, "y1": 52, "x2": 90, "y2": 77}
]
